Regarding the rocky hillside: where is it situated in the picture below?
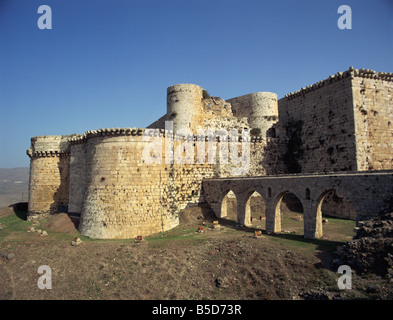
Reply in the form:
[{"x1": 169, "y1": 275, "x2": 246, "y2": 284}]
[{"x1": 336, "y1": 211, "x2": 393, "y2": 278}]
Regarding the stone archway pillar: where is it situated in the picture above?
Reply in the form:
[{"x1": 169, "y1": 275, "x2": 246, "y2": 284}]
[
  {"x1": 304, "y1": 205, "x2": 323, "y2": 239},
  {"x1": 265, "y1": 201, "x2": 280, "y2": 234},
  {"x1": 237, "y1": 195, "x2": 251, "y2": 227}
]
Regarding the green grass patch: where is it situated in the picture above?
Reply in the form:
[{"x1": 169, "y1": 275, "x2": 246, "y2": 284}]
[
  {"x1": 145, "y1": 225, "x2": 206, "y2": 248},
  {"x1": 267, "y1": 232, "x2": 344, "y2": 254},
  {"x1": 0, "y1": 213, "x2": 32, "y2": 240}
]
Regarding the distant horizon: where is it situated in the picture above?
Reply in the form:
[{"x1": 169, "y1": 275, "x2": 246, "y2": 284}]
[{"x1": 1, "y1": 0, "x2": 392, "y2": 168}]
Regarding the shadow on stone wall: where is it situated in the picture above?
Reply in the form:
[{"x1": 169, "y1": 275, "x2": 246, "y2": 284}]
[{"x1": 48, "y1": 157, "x2": 70, "y2": 216}]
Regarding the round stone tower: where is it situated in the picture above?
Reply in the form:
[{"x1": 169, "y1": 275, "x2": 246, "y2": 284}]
[
  {"x1": 166, "y1": 84, "x2": 204, "y2": 133},
  {"x1": 227, "y1": 92, "x2": 278, "y2": 138}
]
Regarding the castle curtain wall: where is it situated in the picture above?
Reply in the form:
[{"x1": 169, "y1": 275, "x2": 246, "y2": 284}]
[
  {"x1": 351, "y1": 71, "x2": 393, "y2": 171},
  {"x1": 277, "y1": 72, "x2": 358, "y2": 173}
]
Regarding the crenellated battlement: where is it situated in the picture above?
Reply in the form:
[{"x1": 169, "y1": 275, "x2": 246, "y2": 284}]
[
  {"x1": 285, "y1": 67, "x2": 393, "y2": 100},
  {"x1": 66, "y1": 127, "x2": 269, "y2": 145}
]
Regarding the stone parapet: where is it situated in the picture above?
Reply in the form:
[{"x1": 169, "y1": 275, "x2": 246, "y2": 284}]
[{"x1": 285, "y1": 67, "x2": 393, "y2": 100}]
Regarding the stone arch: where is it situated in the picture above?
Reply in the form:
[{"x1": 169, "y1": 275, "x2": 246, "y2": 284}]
[
  {"x1": 315, "y1": 188, "x2": 357, "y2": 239},
  {"x1": 273, "y1": 190, "x2": 304, "y2": 235},
  {"x1": 320, "y1": 189, "x2": 357, "y2": 220},
  {"x1": 219, "y1": 189, "x2": 237, "y2": 220}
]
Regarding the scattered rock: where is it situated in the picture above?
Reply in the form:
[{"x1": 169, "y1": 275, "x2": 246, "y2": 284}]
[
  {"x1": 41, "y1": 230, "x2": 48, "y2": 236},
  {"x1": 212, "y1": 221, "x2": 222, "y2": 230},
  {"x1": 337, "y1": 211, "x2": 393, "y2": 276},
  {"x1": 253, "y1": 230, "x2": 264, "y2": 239},
  {"x1": 134, "y1": 235, "x2": 146, "y2": 243},
  {"x1": 215, "y1": 277, "x2": 230, "y2": 288},
  {"x1": 71, "y1": 237, "x2": 82, "y2": 246},
  {"x1": 2, "y1": 252, "x2": 15, "y2": 260}
]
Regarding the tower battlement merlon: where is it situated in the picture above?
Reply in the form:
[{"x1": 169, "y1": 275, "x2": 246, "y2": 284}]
[
  {"x1": 68, "y1": 127, "x2": 151, "y2": 144},
  {"x1": 26, "y1": 134, "x2": 77, "y2": 158},
  {"x1": 66, "y1": 126, "x2": 259, "y2": 145},
  {"x1": 284, "y1": 67, "x2": 393, "y2": 100}
]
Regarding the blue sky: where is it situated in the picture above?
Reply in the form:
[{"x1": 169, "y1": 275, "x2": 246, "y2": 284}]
[{"x1": 0, "y1": 0, "x2": 392, "y2": 168}]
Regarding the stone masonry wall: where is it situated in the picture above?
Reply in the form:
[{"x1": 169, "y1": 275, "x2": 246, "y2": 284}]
[
  {"x1": 27, "y1": 135, "x2": 75, "y2": 216},
  {"x1": 68, "y1": 143, "x2": 87, "y2": 214},
  {"x1": 73, "y1": 131, "x2": 176, "y2": 239},
  {"x1": 28, "y1": 154, "x2": 70, "y2": 216},
  {"x1": 65, "y1": 127, "x2": 268, "y2": 239},
  {"x1": 227, "y1": 92, "x2": 279, "y2": 139},
  {"x1": 352, "y1": 69, "x2": 393, "y2": 170},
  {"x1": 278, "y1": 69, "x2": 358, "y2": 173}
]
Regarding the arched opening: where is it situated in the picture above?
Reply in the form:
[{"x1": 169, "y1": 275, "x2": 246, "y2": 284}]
[
  {"x1": 276, "y1": 191, "x2": 304, "y2": 235},
  {"x1": 317, "y1": 189, "x2": 356, "y2": 241},
  {"x1": 220, "y1": 190, "x2": 237, "y2": 223},
  {"x1": 321, "y1": 190, "x2": 356, "y2": 220},
  {"x1": 244, "y1": 191, "x2": 266, "y2": 230},
  {"x1": 305, "y1": 188, "x2": 310, "y2": 200}
]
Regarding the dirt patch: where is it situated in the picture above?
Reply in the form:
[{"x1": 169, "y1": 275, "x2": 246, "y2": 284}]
[
  {"x1": 0, "y1": 206, "x2": 15, "y2": 219},
  {"x1": 178, "y1": 203, "x2": 216, "y2": 227},
  {"x1": 43, "y1": 213, "x2": 78, "y2": 234}
]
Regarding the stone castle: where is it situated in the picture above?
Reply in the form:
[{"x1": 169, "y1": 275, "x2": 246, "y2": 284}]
[{"x1": 26, "y1": 67, "x2": 393, "y2": 239}]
